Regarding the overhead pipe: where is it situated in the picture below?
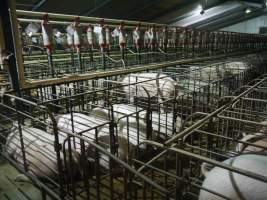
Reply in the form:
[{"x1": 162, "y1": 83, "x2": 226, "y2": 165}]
[
  {"x1": 238, "y1": 0, "x2": 265, "y2": 9},
  {"x1": 16, "y1": 9, "x2": 167, "y2": 28},
  {"x1": 17, "y1": 18, "x2": 147, "y2": 30},
  {"x1": 14, "y1": 9, "x2": 267, "y2": 89}
]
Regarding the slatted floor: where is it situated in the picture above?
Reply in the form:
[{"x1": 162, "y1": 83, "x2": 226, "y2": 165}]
[
  {"x1": 0, "y1": 158, "x2": 177, "y2": 199},
  {"x1": 0, "y1": 70, "x2": 10, "y2": 91},
  {"x1": 0, "y1": 159, "x2": 50, "y2": 200}
]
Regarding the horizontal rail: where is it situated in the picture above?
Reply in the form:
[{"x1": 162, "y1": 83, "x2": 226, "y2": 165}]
[
  {"x1": 142, "y1": 140, "x2": 267, "y2": 184},
  {"x1": 164, "y1": 75, "x2": 267, "y2": 145},
  {"x1": 22, "y1": 50, "x2": 263, "y2": 89},
  {"x1": 18, "y1": 18, "x2": 146, "y2": 29},
  {"x1": 16, "y1": 10, "x2": 167, "y2": 27}
]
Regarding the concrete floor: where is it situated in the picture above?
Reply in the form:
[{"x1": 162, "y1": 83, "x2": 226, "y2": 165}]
[
  {"x1": 0, "y1": 158, "x2": 49, "y2": 200},
  {"x1": 0, "y1": 157, "x2": 168, "y2": 200}
]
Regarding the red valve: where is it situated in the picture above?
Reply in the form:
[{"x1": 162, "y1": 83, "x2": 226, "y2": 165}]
[
  {"x1": 74, "y1": 16, "x2": 80, "y2": 26},
  {"x1": 100, "y1": 19, "x2": 105, "y2": 27},
  {"x1": 42, "y1": 13, "x2": 49, "y2": 24}
]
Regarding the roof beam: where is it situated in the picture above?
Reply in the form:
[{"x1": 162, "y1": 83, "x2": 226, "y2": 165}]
[
  {"x1": 170, "y1": 0, "x2": 265, "y2": 28},
  {"x1": 172, "y1": 1, "x2": 242, "y2": 27},
  {"x1": 31, "y1": 0, "x2": 46, "y2": 11},
  {"x1": 80, "y1": 0, "x2": 111, "y2": 16},
  {"x1": 195, "y1": 11, "x2": 247, "y2": 29},
  {"x1": 153, "y1": 0, "x2": 224, "y2": 24},
  {"x1": 187, "y1": 4, "x2": 246, "y2": 28},
  {"x1": 150, "y1": 0, "x2": 199, "y2": 23}
]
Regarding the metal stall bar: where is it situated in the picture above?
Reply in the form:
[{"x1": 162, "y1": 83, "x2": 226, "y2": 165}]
[
  {"x1": 0, "y1": 0, "x2": 25, "y2": 93},
  {"x1": 22, "y1": 51, "x2": 264, "y2": 89},
  {"x1": 56, "y1": 126, "x2": 171, "y2": 197},
  {"x1": 142, "y1": 137, "x2": 267, "y2": 185},
  {"x1": 14, "y1": 10, "x2": 267, "y2": 90},
  {"x1": 146, "y1": 142, "x2": 267, "y2": 184},
  {"x1": 165, "y1": 75, "x2": 267, "y2": 145},
  {"x1": 1, "y1": 91, "x2": 172, "y2": 199},
  {"x1": 137, "y1": 74, "x2": 267, "y2": 172}
]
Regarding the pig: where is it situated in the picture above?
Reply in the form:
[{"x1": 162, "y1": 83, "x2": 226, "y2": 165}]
[
  {"x1": 224, "y1": 61, "x2": 247, "y2": 76},
  {"x1": 199, "y1": 154, "x2": 267, "y2": 200},
  {"x1": 121, "y1": 73, "x2": 178, "y2": 108},
  {"x1": 92, "y1": 104, "x2": 182, "y2": 139},
  {"x1": 236, "y1": 133, "x2": 267, "y2": 154},
  {"x1": 5, "y1": 124, "x2": 80, "y2": 180},
  {"x1": 54, "y1": 112, "x2": 135, "y2": 169}
]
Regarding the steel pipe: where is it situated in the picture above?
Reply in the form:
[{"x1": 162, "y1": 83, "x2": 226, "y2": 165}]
[{"x1": 16, "y1": 10, "x2": 167, "y2": 27}]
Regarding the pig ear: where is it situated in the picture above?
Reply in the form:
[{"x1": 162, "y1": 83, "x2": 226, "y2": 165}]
[
  {"x1": 242, "y1": 132, "x2": 247, "y2": 137},
  {"x1": 201, "y1": 162, "x2": 213, "y2": 177}
]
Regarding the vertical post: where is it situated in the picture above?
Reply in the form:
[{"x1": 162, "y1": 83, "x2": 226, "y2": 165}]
[
  {"x1": 102, "y1": 48, "x2": 106, "y2": 70},
  {"x1": 163, "y1": 26, "x2": 168, "y2": 61},
  {"x1": 86, "y1": 25, "x2": 94, "y2": 65},
  {"x1": 186, "y1": 29, "x2": 189, "y2": 57},
  {"x1": 105, "y1": 26, "x2": 111, "y2": 68},
  {"x1": 0, "y1": 0, "x2": 25, "y2": 95},
  {"x1": 47, "y1": 106, "x2": 65, "y2": 199},
  {"x1": 80, "y1": 138, "x2": 90, "y2": 200},
  {"x1": 133, "y1": 23, "x2": 141, "y2": 64},
  {"x1": 175, "y1": 28, "x2": 178, "y2": 59},
  {"x1": 77, "y1": 50, "x2": 82, "y2": 72},
  {"x1": 191, "y1": 29, "x2": 195, "y2": 57},
  {"x1": 198, "y1": 30, "x2": 202, "y2": 56},
  {"x1": 119, "y1": 22, "x2": 126, "y2": 65},
  {"x1": 99, "y1": 19, "x2": 106, "y2": 71},
  {"x1": 175, "y1": 147, "x2": 182, "y2": 200},
  {"x1": 41, "y1": 14, "x2": 58, "y2": 111},
  {"x1": 0, "y1": 17, "x2": 5, "y2": 64},
  {"x1": 41, "y1": 189, "x2": 47, "y2": 200},
  {"x1": 74, "y1": 17, "x2": 83, "y2": 73},
  {"x1": 108, "y1": 105, "x2": 115, "y2": 200}
]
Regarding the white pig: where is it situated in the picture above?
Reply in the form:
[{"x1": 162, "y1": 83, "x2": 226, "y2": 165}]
[
  {"x1": 5, "y1": 124, "x2": 80, "y2": 179},
  {"x1": 121, "y1": 73, "x2": 178, "y2": 105},
  {"x1": 199, "y1": 154, "x2": 267, "y2": 200}
]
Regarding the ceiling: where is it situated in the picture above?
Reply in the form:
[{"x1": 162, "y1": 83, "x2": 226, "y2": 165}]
[
  {"x1": 16, "y1": 0, "x2": 197, "y2": 20},
  {"x1": 16, "y1": 0, "x2": 267, "y2": 30}
]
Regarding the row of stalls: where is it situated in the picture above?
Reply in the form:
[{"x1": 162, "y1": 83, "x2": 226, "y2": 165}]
[
  {"x1": 0, "y1": 8, "x2": 267, "y2": 200},
  {"x1": 14, "y1": 10, "x2": 267, "y2": 86}
]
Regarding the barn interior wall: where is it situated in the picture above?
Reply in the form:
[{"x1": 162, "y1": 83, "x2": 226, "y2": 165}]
[{"x1": 221, "y1": 15, "x2": 267, "y2": 34}]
